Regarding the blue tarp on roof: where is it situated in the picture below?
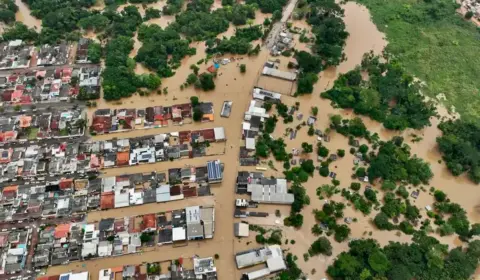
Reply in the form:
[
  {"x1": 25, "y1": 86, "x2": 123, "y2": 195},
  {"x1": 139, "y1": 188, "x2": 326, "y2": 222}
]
[{"x1": 207, "y1": 160, "x2": 222, "y2": 181}]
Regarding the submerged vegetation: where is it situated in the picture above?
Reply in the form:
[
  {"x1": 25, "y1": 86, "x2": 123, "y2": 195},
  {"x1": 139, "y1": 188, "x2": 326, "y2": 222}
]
[
  {"x1": 294, "y1": 0, "x2": 348, "y2": 94},
  {"x1": 322, "y1": 53, "x2": 437, "y2": 131},
  {"x1": 328, "y1": 236, "x2": 480, "y2": 280},
  {"x1": 437, "y1": 120, "x2": 480, "y2": 183},
  {"x1": 356, "y1": 0, "x2": 480, "y2": 120},
  {"x1": 368, "y1": 136, "x2": 433, "y2": 185}
]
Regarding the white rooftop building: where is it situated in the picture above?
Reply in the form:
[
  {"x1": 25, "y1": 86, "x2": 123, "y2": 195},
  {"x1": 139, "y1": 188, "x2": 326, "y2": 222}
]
[
  {"x1": 261, "y1": 66, "x2": 297, "y2": 81},
  {"x1": 247, "y1": 178, "x2": 294, "y2": 204},
  {"x1": 236, "y1": 245, "x2": 287, "y2": 280},
  {"x1": 245, "y1": 100, "x2": 269, "y2": 120}
]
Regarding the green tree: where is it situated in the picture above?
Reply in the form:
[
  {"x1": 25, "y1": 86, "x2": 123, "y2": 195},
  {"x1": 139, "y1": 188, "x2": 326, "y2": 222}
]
[
  {"x1": 186, "y1": 73, "x2": 198, "y2": 85},
  {"x1": 199, "y1": 73, "x2": 215, "y2": 91},
  {"x1": 368, "y1": 250, "x2": 390, "y2": 274},
  {"x1": 334, "y1": 224, "x2": 351, "y2": 242},
  {"x1": 434, "y1": 190, "x2": 447, "y2": 202},
  {"x1": 318, "y1": 145, "x2": 329, "y2": 157},
  {"x1": 309, "y1": 237, "x2": 332, "y2": 256},
  {"x1": 190, "y1": 96, "x2": 200, "y2": 106},
  {"x1": 193, "y1": 108, "x2": 204, "y2": 121},
  {"x1": 240, "y1": 64, "x2": 246, "y2": 73},
  {"x1": 302, "y1": 142, "x2": 313, "y2": 153},
  {"x1": 381, "y1": 180, "x2": 396, "y2": 191},
  {"x1": 319, "y1": 166, "x2": 329, "y2": 177},
  {"x1": 87, "y1": 42, "x2": 102, "y2": 64},
  {"x1": 144, "y1": 7, "x2": 161, "y2": 20},
  {"x1": 374, "y1": 212, "x2": 394, "y2": 230}
]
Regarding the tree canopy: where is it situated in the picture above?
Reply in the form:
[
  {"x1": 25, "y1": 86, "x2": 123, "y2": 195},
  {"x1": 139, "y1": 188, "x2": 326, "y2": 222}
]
[
  {"x1": 136, "y1": 24, "x2": 196, "y2": 77},
  {"x1": 328, "y1": 235, "x2": 480, "y2": 280},
  {"x1": 368, "y1": 137, "x2": 433, "y2": 185},
  {"x1": 321, "y1": 53, "x2": 437, "y2": 131},
  {"x1": 437, "y1": 119, "x2": 480, "y2": 183},
  {"x1": 0, "y1": 0, "x2": 18, "y2": 24}
]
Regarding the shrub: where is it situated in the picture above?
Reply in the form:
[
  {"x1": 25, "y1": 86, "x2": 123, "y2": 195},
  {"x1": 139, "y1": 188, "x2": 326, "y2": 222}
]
[
  {"x1": 240, "y1": 64, "x2": 246, "y2": 73},
  {"x1": 350, "y1": 182, "x2": 361, "y2": 191}
]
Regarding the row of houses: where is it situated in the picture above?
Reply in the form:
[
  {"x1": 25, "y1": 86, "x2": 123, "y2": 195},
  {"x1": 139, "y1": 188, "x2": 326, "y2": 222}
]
[
  {"x1": 0, "y1": 107, "x2": 86, "y2": 144},
  {"x1": 0, "y1": 160, "x2": 222, "y2": 223},
  {"x1": 99, "y1": 256, "x2": 217, "y2": 280},
  {"x1": 91, "y1": 102, "x2": 214, "y2": 134},
  {"x1": 32, "y1": 205, "x2": 215, "y2": 268},
  {"x1": 0, "y1": 229, "x2": 32, "y2": 275},
  {"x1": 0, "y1": 40, "x2": 71, "y2": 71},
  {"x1": 0, "y1": 127, "x2": 225, "y2": 183},
  {"x1": 239, "y1": 88, "x2": 282, "y2": 166},
  {"x1": 38, "y1": 272, "x2": 89, "y2": 280},
  {"x1": 87, "y1": 127, "x2": 226, "y2": 169},
  {"x1": 0, "y1": 65, "x2": 101, "y2": 104}
]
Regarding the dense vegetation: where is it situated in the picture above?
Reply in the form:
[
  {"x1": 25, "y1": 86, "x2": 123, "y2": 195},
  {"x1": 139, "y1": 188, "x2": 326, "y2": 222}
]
[
  {"x1": 245, "y1": 0, "x2": 286, "y2": 14},
  {"x1": 0, "y1": 0, "x2": 18, "y2": 24},
  {"x1": 437, "y1": 120, "x2": 480, "y2": 183},
  {"x1": 136, "y1": 24, "x2": 196, "y2": 77},
  {"x1": 328, "y1": 235, "x2": 480, "y2": 280},
  {"x1": 322, "y1": 53, "x2": 437, "y2": 130},
  {"x1": 2, "y1": 22, "x2": 38, "y2": 41},
  {"x1": 102, "y1": 36, "x2": 138, "y2": 100},
  {"x1": 306, "y1": 0, "x2": 348, "y2": 66},
  {"x1": 356, "y1": 0, "x2": 480, "y2": 121},
  {"x1": 294, "y1": 0, "x2": 348, "y2": 94},
  {"x1": 368, "y1": 136, "x2": 433, "y2": 185}
]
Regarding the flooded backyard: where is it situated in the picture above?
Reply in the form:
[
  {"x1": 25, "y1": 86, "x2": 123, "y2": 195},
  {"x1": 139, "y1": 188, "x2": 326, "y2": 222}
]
[{"x1": 11, "y1": 1, "x2": 480, "y2": 279}]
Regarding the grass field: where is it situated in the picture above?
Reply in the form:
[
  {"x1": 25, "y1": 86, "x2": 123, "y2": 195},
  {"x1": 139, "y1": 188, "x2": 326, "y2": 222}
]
[{"x1": 355, "y1": 0, "x2": 480, "y2": 120}]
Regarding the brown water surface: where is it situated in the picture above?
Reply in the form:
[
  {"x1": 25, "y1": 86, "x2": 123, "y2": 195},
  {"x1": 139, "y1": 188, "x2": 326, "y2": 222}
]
[
  {"x1": 37, "y1": 2, "x2": 480, "y2": 279},
  {"x1": 14, "y1": 0, "x2": 42, "y2": 30}
]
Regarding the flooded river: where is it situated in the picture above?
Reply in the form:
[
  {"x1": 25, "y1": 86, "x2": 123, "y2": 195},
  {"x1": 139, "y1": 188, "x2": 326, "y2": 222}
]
[
  {"x1": 14, "y1": 0, "x2": 42, "y2": 30},
  {"x1": 11, "y1": 1, "x2": 479, "y2": 279}
]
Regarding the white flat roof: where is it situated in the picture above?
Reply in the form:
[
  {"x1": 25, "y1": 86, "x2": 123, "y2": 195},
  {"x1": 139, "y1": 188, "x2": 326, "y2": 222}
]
[
  {"x1": 246, "y1": 268, "x2": 271, "y2": 280},
  {"x1": 262, "y1": 66, "x2": 297, "y2": 81},
  {"x1": 246, "y1": 138, "x2": 256, "y2": 150},
  {"x1": 70, "y1": 272, "x2": 89, "y2": 280},
  {"x1": 248, "y1": 184, "x2": 294, "y2": 204},
  {"x1": 98, "y1": 269, "x2": 112, "y2": 280},
  {"x1": 267, "y1": 256, "x2": 287, "y2": 272},
  {"x1": 234, "y1": 223, "x2": 249, "y2": 237},
  {"x1": 172, "y1": 227, "x2": 186, "y2": 241},
  {"x1": 214, "y1": 127, "x2": 225, "y2": 140}
]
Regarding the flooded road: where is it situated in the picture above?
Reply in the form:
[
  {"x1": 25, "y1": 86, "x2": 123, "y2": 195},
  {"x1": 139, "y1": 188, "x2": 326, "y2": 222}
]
[{"x1": 8, "y1": 1, "x2": 474, "y2": 279}]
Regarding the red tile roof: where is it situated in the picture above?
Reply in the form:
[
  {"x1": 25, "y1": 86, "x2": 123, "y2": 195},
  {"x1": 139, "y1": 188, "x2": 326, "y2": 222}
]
[
  {"x1": 116, "y1": 152, "x2": 129, "y2": 166},
  {"x1": 100, "y1": 192, "x2": 115, "y2": 210},
  {"x1": 59, "y1": 178, "x2": 74, "y2": 190},
  {"x1": 142, "y1": 214, "x2": 156, "y2": 230},
  {"x1": 54, "y1": 224, "x2": 71, "y2": 239}
]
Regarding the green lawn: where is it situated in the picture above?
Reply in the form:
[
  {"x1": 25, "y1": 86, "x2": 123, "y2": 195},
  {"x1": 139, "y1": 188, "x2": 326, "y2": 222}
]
[{"x1": 356, "y1": 0, "x2": 480, "y2": 120}]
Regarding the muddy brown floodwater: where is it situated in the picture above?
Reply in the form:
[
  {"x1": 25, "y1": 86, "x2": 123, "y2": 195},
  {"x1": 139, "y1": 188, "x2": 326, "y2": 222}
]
[
  {"x1": 14, "y1": 0, "x2": 42, "y2": 30},
  {"x1": 12, "y1": 1, "x2": 474, "y2": 279}
]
